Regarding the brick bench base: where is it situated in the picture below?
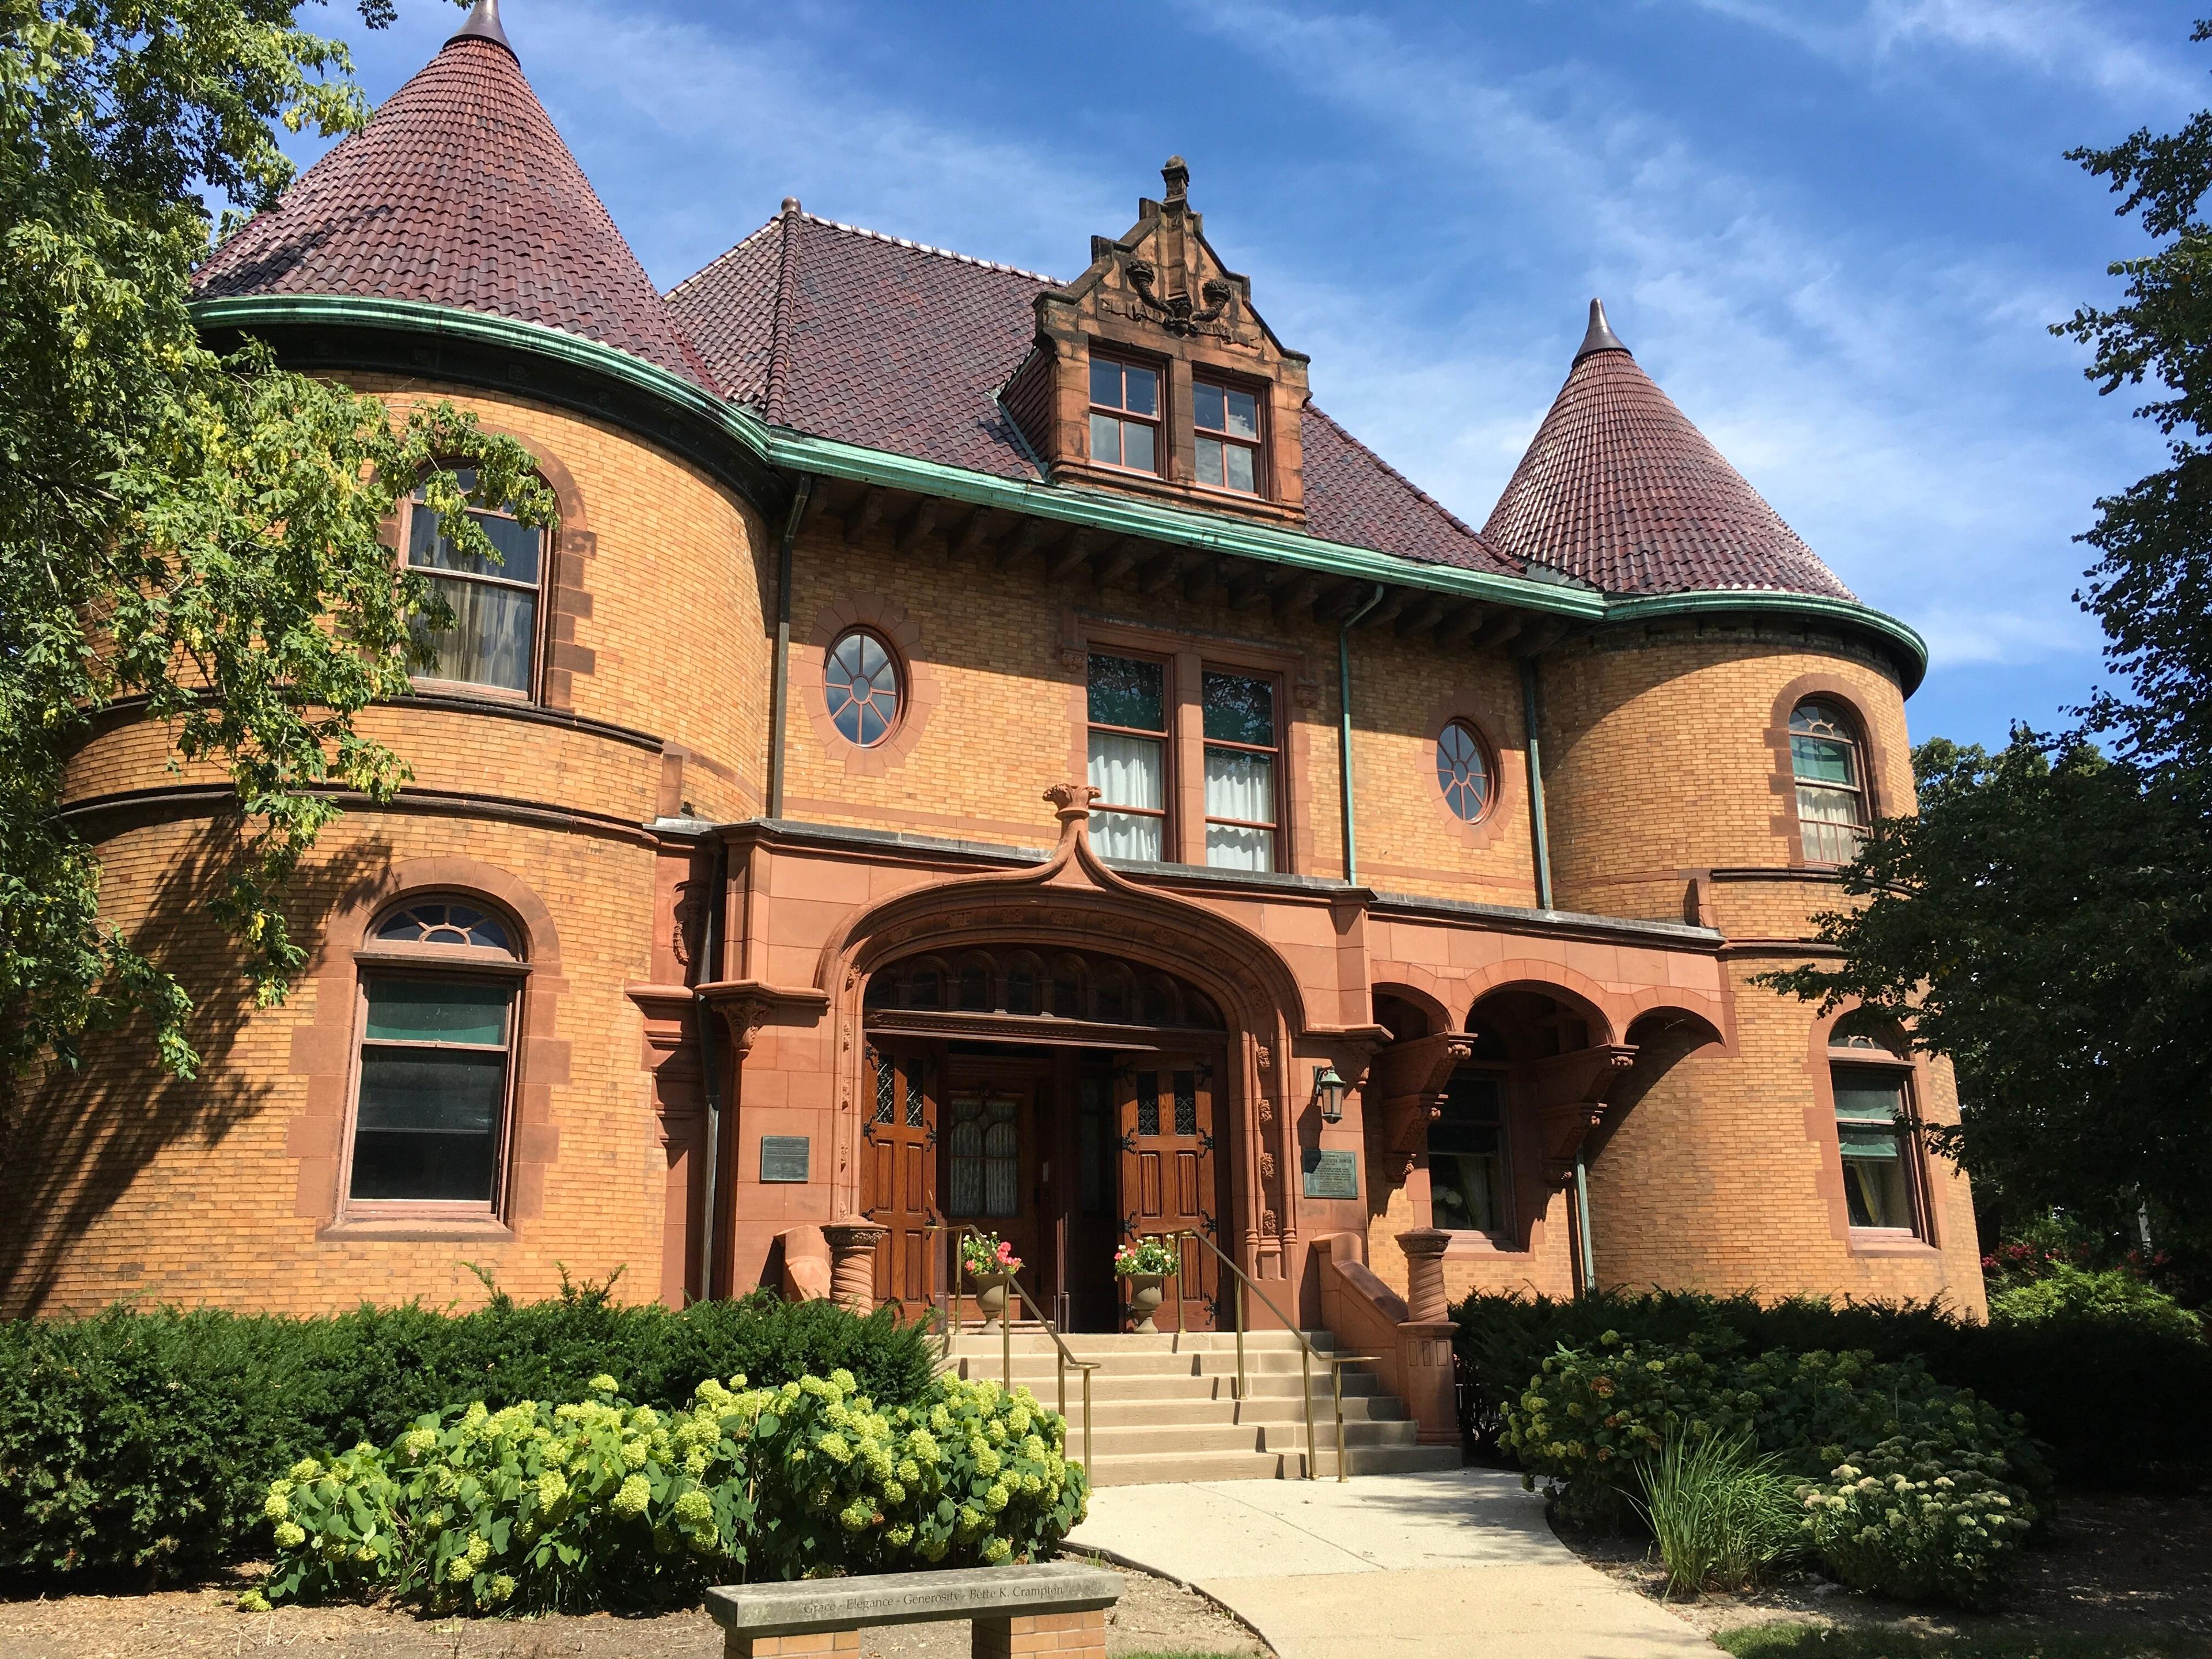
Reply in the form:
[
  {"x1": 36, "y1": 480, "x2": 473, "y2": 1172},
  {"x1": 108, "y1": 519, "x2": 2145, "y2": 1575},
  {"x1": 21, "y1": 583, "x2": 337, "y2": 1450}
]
[
  {"x1": 710, "y1": 1563, "x2": 1119, "y2": 1659},
  {"x1": 729, "y1": 1606, "x2": 1107, "y2": 1657}
]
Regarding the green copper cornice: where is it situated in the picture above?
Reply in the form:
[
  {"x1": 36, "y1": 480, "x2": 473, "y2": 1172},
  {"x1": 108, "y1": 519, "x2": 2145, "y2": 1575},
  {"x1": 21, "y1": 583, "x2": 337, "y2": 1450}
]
[
  {"x1": 1606, "y1": 590, "x2": 1928, "y2": 694},
  {"x1": 190, "y1": 292, "x2": 1930, "y2": 690}
]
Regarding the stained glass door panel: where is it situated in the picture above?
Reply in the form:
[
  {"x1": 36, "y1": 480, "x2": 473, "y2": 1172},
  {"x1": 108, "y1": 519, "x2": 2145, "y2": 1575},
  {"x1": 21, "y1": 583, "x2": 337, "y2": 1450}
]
[{"x1": 1115, "y1": 1055, "x2": 1219, "y2": 1330}]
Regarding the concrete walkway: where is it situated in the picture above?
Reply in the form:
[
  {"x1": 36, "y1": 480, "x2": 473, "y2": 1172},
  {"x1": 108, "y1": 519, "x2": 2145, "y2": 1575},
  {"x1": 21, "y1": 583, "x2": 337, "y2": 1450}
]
[{"x1": 1066, "y1": 1467, "x2": 1716, "y2": 1658}]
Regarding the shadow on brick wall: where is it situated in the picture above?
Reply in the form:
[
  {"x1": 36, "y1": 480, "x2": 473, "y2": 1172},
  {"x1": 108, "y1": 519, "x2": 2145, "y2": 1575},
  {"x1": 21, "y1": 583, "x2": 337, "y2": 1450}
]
[{"x1": 0, "y1": 816, "x2": 393, "y2": 1315}]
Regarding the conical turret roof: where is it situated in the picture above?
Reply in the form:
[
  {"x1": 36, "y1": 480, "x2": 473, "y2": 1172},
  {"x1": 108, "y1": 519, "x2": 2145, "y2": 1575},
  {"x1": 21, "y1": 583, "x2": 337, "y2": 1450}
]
[
  {"x1": 194, "y1": 6, "x2": 712, "y2": 388},
  {"x1": 1483, "y1": 301, "x2": 1851, "y2": 600}
]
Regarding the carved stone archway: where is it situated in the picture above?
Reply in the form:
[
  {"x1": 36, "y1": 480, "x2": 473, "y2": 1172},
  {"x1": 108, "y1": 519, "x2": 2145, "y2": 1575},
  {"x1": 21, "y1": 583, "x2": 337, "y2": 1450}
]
[{"x1": 815, "y1": 783, "x2": 1316, "y2": 1281}]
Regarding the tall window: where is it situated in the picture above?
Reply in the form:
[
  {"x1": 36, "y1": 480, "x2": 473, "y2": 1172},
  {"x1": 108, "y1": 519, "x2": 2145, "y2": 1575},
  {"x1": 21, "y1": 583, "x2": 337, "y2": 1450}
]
[
  {"x1": 1089, "y1": 355, "x2": 1160, "y2": 475},
  {"x1": 1193, "y1": 379, "x2": 1262, "y2": 495},
  {"x1": 404, "y1": 468, "x2": 545, "y2": 694},
  {"x1": 1430, "y1": 1074, "x2": 1509, "y2": 1234},
  {"x1": 349, "y1": 899, "x2": 521, "y2": 1210},
  {"x1": 1791, "y1": 699, "x2": 1869, "y2": 863},
  {"x1": 1202, "y1": 670, "x2": 1278, "y2": 871},
  {"x1": 1830, "y1": 1020, "x2": 1922, "y2": 1234},
  {"x1": 1088, "y1": 653, "x2": 1168, "y2": 861}
]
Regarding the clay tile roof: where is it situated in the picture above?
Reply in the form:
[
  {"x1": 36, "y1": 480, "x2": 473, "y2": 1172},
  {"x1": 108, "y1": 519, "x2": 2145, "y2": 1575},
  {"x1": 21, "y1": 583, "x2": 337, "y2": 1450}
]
[
  {"x1": 1483, "y1": 301, "x2": 1854, "y2": 601},
  {"x1": 668, "y1": 213, "x2": 1516, "y2": 573},
  {"x1": 192, "y1": 16, "x2": 714, "y2": 390}
]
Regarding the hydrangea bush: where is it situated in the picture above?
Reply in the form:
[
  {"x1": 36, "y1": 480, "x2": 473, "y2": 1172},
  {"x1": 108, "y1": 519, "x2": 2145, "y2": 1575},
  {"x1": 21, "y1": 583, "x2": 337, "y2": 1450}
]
[
  {"x1": 251, "y1": 1369, "x2": 1086, "y2": 1613},
  {"x1": 1501, "y1": 1330, "x2": 2048, "y2": 1607},
  {"x1": 1797, "y1": 1439, "x2": 2035, "y2": 1609}
]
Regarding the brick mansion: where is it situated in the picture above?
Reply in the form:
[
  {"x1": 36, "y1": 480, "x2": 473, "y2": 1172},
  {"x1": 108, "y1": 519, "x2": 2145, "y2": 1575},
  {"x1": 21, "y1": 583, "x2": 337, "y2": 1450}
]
[{"x1": 2, "y1": 0, "x2": 1984, "y2": 1380}]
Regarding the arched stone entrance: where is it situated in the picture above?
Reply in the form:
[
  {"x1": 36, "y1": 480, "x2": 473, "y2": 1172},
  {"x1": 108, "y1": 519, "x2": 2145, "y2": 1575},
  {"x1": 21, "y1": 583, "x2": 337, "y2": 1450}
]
[{"x1": 815, "y1": 785, "x2": 1309, "y2": 1331}]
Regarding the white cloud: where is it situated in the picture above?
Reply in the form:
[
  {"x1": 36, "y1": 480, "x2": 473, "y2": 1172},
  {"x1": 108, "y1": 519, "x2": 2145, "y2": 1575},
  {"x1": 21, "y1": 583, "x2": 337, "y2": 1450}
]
[{"x1": 1688, "y1": 0, "x2": 2200, "y2": 104}]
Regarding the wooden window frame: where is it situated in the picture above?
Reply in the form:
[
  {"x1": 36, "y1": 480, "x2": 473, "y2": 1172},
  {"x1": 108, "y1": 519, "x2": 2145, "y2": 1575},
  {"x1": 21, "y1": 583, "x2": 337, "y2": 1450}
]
[
  {"x1": 1191, "y1": 372, "x2": 1268, "y2": 500},
  {"x1": 1199, "y1": 664, "x2": 1284, "y2": 872},
  {"x1": 1086, "y1": 647, "x2": 1176, "y2": 858},
  {"x1": 1428, "y1": 1065, "x2": 1515, "y2": 1241},
  {"x1": 336, "y1": 901, "x2": 529, "y2": 1225},
  {"x1": 399, "y1": 465, "x2": 552, "y2": 704},
  {"x1": 1826, "y1": 1033, "x2": 1929, "y2": 1241},
  {"x1": 1086, "y1": 350, "x2": 1165, "y2": 479},
  {"x1": 1790, "y1": 698, "x2": 1871, "y2": 866}
]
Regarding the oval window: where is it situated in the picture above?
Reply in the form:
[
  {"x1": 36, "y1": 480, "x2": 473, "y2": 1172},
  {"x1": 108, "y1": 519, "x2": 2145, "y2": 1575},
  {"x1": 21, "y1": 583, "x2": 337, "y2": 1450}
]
[
  {"x1": 825, "y1": 630, "x2": 902, "y2": 746},
  {"x1": 1436, "y1": 721, "x2": 1493, "y2": 822}
]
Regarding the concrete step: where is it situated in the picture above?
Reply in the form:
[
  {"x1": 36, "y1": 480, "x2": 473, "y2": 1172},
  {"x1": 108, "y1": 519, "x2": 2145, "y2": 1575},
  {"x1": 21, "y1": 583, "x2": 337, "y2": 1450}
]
[
  {"x1": 948, "y1": 1349, "x2": 1366, "y2": 1381},
  {"x1": 1082, "y1": 1394, "x2": 1408, "y2": 1427},
  {"x1": 1075, "y1": 1416, "x2": 1423, "y2": 1458},
  {"x1": 942, "y1": 1328, "x2": 1328, "y2": 1351},
  {"x1": 1080, "y1": 1442, "x2": 1461, "y2": 1486},
  {"x1": 958, "y1": 1365, "x2": 1385, "y2": 1403}
]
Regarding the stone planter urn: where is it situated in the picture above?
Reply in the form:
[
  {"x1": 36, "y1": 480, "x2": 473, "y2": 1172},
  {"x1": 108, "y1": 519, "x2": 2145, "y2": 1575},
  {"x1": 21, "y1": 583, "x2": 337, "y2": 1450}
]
[
  {"x1": 1123, "y1": 1273, "x2": 1166, "y2": 1334},
  {"x1": 969, "y1": 1271, "x2": 1014, "y2": 1329}
]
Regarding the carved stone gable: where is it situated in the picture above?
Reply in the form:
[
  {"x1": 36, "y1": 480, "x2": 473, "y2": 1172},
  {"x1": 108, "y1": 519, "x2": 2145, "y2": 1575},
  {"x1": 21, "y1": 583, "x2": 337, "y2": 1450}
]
[{"x1": 1016, "y1": 158, "x2": 1310, "y2": 526}]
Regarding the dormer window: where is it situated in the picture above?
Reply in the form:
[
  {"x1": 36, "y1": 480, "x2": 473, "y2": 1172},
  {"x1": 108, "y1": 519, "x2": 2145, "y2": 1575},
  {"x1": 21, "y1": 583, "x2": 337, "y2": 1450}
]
[
  {"x1": 1193, "y1": 379, "x2": 1262, "y2": 495},
  {"x1": 1089, "y1": 355, "x2": 1160, "y2": 475}
]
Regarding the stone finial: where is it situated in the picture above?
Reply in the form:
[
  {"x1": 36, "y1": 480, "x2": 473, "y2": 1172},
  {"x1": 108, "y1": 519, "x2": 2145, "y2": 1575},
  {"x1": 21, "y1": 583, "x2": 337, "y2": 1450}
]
[
  {"x1": 1161, "y1": 155, "x2": 1191, "y2": 204},
  {"x1": 1044, "y1": 781, "x2": 1101, "y2": 828},
  {"x1": 446, "y1": 0, "x2": 514, "y2": 58},
  {"x1": 1396, "y1": 1226, "x2": 1452, "y2": 1323},
  {"x1": 1574, "y1": 297, "x2": 1628, "y2": 362},
  {"x1": 821, "y1": 1220, "x2": 888, "y2": 1311}
]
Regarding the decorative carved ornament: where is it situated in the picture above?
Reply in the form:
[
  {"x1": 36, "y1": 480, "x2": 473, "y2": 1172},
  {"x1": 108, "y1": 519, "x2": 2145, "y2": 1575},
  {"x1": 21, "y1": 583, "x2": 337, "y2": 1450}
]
[
  {"x1": 1365, "y1": 1032, "x2": 1476, "y2": 1189},
  {"x1": 671, "y1": 879, "x2": 706, "y2": 968},
  {"x1": 700, "y1": 980, "x2": 832, "y2": 1057},
  {"x1": 1533, "y1": 1045, "x2": 1638, "y2": 1188}
]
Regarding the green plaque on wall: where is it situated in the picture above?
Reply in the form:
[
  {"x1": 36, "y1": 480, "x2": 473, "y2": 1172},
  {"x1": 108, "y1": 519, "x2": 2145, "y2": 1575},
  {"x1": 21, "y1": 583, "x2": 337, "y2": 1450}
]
[
  {"x1": 760, "y1": 1135, "x2": 810, "y2": 1183},
  {"x1": 1302, "y1": 1147, "x2": 1359, "y2": 1200}
]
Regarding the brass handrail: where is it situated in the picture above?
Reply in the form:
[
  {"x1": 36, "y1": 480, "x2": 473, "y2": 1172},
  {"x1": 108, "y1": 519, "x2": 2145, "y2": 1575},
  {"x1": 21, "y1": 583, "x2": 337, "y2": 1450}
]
[
  {"x1": 925, "y1": 1223, "x2": 1098, "y2": 1469},
  {"x1": 1165, "y1": 1228, "x2": 1372, "y2": 1482}
]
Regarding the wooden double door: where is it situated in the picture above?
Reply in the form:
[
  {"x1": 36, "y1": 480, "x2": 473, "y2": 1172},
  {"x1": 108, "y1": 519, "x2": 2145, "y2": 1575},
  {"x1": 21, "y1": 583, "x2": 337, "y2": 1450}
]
[{"x1": 860, "y1": 1039, "x2": 1223, "y2": 1331}]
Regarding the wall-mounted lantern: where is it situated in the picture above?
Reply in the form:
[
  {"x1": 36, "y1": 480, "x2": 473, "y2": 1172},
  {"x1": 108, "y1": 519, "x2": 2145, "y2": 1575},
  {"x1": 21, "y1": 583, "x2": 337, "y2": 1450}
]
[{"x1": 1313, "y1": 1063, "x2": 1349, "y2": 1124}]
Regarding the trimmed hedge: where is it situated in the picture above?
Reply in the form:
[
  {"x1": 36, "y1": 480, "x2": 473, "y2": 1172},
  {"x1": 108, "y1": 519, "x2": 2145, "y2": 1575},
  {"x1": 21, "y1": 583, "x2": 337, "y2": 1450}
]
[
  {"x1": 0, "y1": 1285, "x2": 934, "y2": 1583},
  {"x1": 1454, "y1": 1289, "x2": 2211, "y2": 1491}
]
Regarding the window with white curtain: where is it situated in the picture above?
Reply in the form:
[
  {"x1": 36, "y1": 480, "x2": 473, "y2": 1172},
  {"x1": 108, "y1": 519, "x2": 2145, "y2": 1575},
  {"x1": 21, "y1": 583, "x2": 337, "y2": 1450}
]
[
  {"x1": 1791, "y1": 700, "x2": 1869, "y2": 863},
  {"x1": 1088, "y1": 653, "x2": 1168, "y2": 861},
  {"x1": 403, "y1": 468, "x2": 544, "y2": 695},
  {"x1": 1202, "y1": 670, "x2": 1277, "y2": 870}
]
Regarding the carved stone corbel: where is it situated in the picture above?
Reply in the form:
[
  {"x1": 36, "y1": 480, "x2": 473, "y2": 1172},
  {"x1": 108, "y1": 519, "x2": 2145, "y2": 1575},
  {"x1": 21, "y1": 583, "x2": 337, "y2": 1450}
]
[
  {"x1": 1364, "y1": 1032, "x2": 1475, "y2": 1188},
  {"x1": 1532, "y1": 1044, "x2": 1637, "y2": 1187},
  {"x1": 699, "y1": 980, "x2": 832, "y2": 1058}
]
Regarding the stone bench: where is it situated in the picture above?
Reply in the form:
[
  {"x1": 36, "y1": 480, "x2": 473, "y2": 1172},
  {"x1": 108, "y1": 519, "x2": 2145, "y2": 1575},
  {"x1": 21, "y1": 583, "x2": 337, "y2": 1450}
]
[{"x1": 706, "y1": 1562, "x2": 1123, "y2": 1657}]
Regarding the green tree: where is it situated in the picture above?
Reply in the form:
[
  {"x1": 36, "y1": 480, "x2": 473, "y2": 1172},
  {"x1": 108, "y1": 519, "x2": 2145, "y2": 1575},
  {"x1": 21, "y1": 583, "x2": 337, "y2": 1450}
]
[
  {"x1": 1764, "y1": 25, "x2": 2212, "y2": 1274},
  {"x1": 1, "y1": 0, "x2": 550, "y2": 1078},
  {"x1": 1762, "y1": 737, "x2": 2210, "y2": 1255}
]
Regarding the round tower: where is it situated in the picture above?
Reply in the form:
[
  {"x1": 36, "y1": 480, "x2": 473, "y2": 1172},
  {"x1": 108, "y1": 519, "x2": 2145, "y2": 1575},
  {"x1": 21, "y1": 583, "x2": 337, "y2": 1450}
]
[{"x1": 1483, "y1": 302, "x2": 1981, "y2": 1310}]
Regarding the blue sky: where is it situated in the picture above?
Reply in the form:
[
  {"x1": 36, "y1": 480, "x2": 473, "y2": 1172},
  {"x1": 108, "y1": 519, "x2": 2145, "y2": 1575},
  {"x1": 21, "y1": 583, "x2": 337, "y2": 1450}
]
[{"x1": 294, "y1": 0, "x2": 2206, "y2": 751}]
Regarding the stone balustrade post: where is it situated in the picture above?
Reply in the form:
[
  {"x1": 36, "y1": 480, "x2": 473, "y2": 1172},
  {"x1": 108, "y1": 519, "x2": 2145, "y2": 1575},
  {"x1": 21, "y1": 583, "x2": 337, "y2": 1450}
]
[
  {"x1": 1396, "y1": 1226, "x2": 1452, "y2": 1324},
  {"x1": 821, "y1": 1220, "x2": 888, "y2": 1312}
]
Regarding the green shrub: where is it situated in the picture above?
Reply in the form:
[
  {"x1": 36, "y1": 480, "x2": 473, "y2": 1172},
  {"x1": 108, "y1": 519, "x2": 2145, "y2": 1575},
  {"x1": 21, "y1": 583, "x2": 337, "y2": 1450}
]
[
  {"x1": 255, "y1": 1370, "x2": 1088, "y2": 1613},
  {"x1": 1631, "y1": 1433, "x2": 1801, "y2": 1597},
  {"x1": 1798, "y1": 1439, "x2": 2035, "y2": 1610},
  {"x1": 0, "y1": 1286, "x2": 933, "y2": 1585},
  {"x1": 1988, "y1": 1263, "x2": 2203, "y2": 1343},
  {"x1": 1502, "y1": 1331, "x2": 2047, "y2": 1607},
  {"x1": 1454, "y1": 1287, "x2": 2212, "y2": 1489}
]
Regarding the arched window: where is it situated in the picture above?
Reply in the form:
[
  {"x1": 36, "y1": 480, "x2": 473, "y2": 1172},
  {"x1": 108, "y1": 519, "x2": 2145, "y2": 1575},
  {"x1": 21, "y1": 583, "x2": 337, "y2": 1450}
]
[
  {"x1": 1827, "y1": 1012, "x2": 1923, "y2": 1236},
  {"x1": 1004, "y1": 953, "x2": 1041, "y2": 1017},
  {"x1": 349, "y1": 894, "x2": 524, "y2": 1211},
  {"x1": 824, "y1": 630, "x2": 903, "y2": 746},
  {"x1": 1790, "y1": 699, "x2": 1869, "y2": 863},
  {"x1": 955, "y1": 952, "x2": 994, "y2": 1013},
  {"x1": 403, "y1": 467, "x2": 547, "y2": 695},
  {"x1": 1435, "y1": 721, "x2": 1494, "y2": 823}
]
